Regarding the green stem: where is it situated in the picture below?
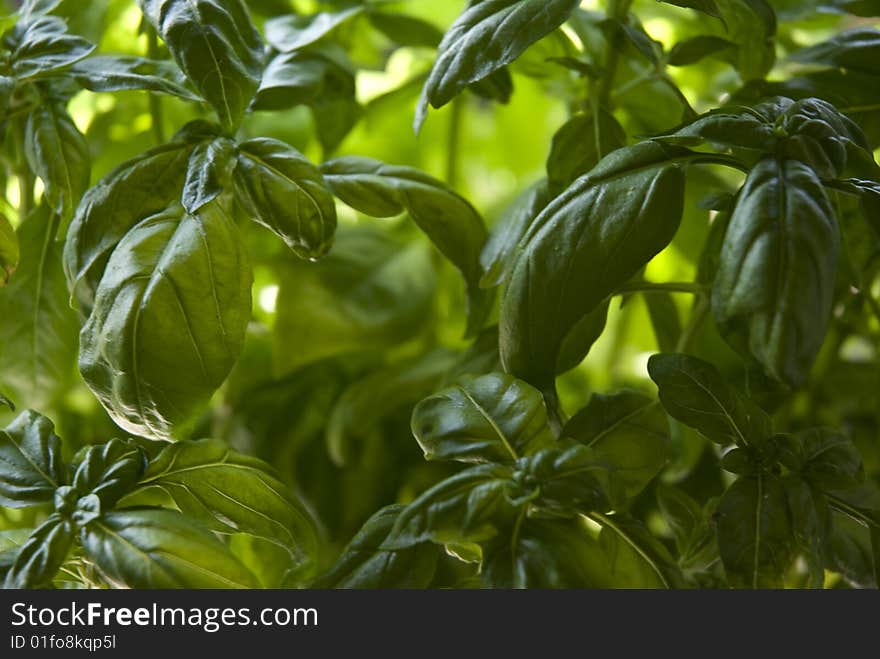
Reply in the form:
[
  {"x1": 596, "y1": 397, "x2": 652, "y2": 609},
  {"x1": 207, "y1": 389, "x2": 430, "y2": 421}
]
[
  {"x1": 597, "y1": 0, "x2": 635, "y2": 110},
  {"x1": 617, "y1": 281, "x2": 707, "y2": 295},
  {"x1": 13, "y1": 119, "x2": 34, "y2": 219},
  {"x1": 828, "y1": 494, "x2": 880, "y2": 530},
  {"x1": 146, "y1": 28, "x2": 165, "y2": 144},
  {"x1": 446, "y1": 96, "x2": 464, "y2": 188}
]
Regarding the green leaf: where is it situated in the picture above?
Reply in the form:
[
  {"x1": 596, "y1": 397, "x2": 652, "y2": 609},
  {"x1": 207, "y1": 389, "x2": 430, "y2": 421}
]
[
  {"x1": 9, "y1": 15, "x2": 94, "y2": 80},
  {"x1": 563, "y1": 391, "x2": 670, "y2": 499},
  {"x1": 411, "y1": 372, "x2": 555, "y2": 465},
  {"x1": 668, "y1": 36, "x2": 736, "y2": 66},
  {"x1": 320, "y1": 156, "x2": 488, "y2": 328},
  {"x1": 479, "y1": 180, "x2": 550, "y2": 289},
  {"x1": 313, "y1": 505, "x2": 441, "y2": 588},
  {"x1": 647, "y1": 353, "x2": 770, "y2": 447},
  {"x1": 273, "y1": 224, "x2": 435, "y2": 374},
  {"x1": 520, "y1": 442, "x2": 619, "y2": 513},
  {"x1": 234, "y1": 138, "x2": 337, "y2": 260},
  {"x1": 716, "y1": 474, "x2": 794, "y2": 588},
  {"x1": 712, "y1": 159, "x2": 839, "y2": 386},
  {"x1": 80, "y1": 508, "x2": 258, "y2": 588},
  {"x1": 71, "y1": 55, "x2": 201, "y2": 100},
  {"x1": 482, "y1": 516, "x2": 609, "y2": 588},
  {"x1": 70, "y1": 439, "x2": 147, "y2": 508},
  {"x1": 592, "y1": 513, "x2": 682, "y2": 588},
  {"x1": 783, "y1": 475, "x2": 830, "y2": 588},
  {"x1": 0, "y1": 393, "x2": 12, "y2": 410},
  {"x1": 656, "y1": 484, "x2": 718, "y2": 568},
  {"x1": 0, "y1": 212, "x2": 19, "y2": 286},
  {"x1": 63, "y1": 141, "x2": 192, "y2": 314},
  {"x1": 79, "y1": 202, "x2": 251, "y2": 440},
  {"x1": 386, "y1": 463, "x2": 518, "y2": 549},
  {"x1": 775, "y1": 428, "x2": 864, "y2": 491},
  {"x1": 133, "y1": 438, "x2": 319, "y2": 583},
  {"x1": 827, "y1": 512, "x2": 877, "y2": 588},
  {"x1": 181, "y1": 137, "x2": 236, "y2": 215},
  {"x1": 659, "y1": 0, "x2": 724, "y2": 20},
  {"x1": 0, "y1": 209, "x2": 79, "y2": 410},
  {"x1": 790, "y1": 28, "x2": 880, "y2": 76},
  {"x1": 3, "y1": 515, "x2": 73, "y2": 588},
  {"x1": 367, "y1": 11, "x2": 444, "y2": 48},
  {"x1": 546, "y1": 109, "x2": 626, "y2": 196},
  {"x1": 714, "y1": 0, "x2": 776, "y2": 80},
  {"x1": 0, "y1": 410, "x2": 65, "y2": 507},
  {"x1": 415, "y1": 0, "x2": 580, "y2": 130},
  {"x1": 264, "y1": 6, "x2": 364, "y2": 52},
  {"x1": 139, "y1": 0, "x2": 263, "y2": 130},
  {"x1": 25, "y1": 100, "x2": 90, "y2": 227},
  {"x1": 500, "y1": 143, "x2": 688, "y2": 392},
  {"x1": 555, "y1": 300, "x2": 610, "y2": 375},
  {"x1": 645, "y1": 292, "x2": 682, "y2": 353}
]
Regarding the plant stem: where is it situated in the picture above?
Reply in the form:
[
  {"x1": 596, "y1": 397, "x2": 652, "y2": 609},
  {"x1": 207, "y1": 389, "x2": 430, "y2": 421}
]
[
  {"x1": 446, "y1": 96, "x2": 464, "y2": 188},
  {"x1": 146, "y1": 27, "x2": 165, "y2": 144},
  {"x1": 13, "y1": 119, "x2": 34, "y2": 219},
  {"x1": 597, "y1": 0, "x2": 634, "y2": 110},
  {"x1": 675, "y1": 294, "x2": 710, "y2": 353},
  {"x1": 617, "y1": 281, "x2": 707, "y2": 295}
]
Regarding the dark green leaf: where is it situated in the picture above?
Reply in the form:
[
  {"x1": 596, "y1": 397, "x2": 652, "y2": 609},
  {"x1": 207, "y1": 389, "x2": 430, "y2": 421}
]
[
  {"x1": 668, "y1": 36, "x2": 736, "y2": 66},
  {"x1": 645, "y1": 292, "x2": 682, "y2": 353},
  {"x1": 783, "y1": 475, "x2": 830, "y2": 588},
  {"x1": 775, "y1": 428, "x2": 864, "y2": 491},
  {"x1": 79, "y1": 202, "x2": 251, "y2": 440},
  {"x1": 134, "y1": 439, "x2": 319, "y2": 582},
  {"x1": 273, "y1": 224, "x2": 435, "y2": 374},
  {"x1": 3, "y1": 515, "x2": 73, "y2": 588},
  {"x1": 70, "y1": 439, "x2": 146, "y2": 508},
  {"x1": 593, "y1": 513, "x2": 682, "y2": 588},
  {"x1": 320, "y1": 156, "x2": 487, "y2": 328},
  {"x1": 264, "y1": 6, "x2": 364, "y2": 52},
  {"x1": 0, "y1": 410, "x2": 65, "y2": 507},
  {"x1": 415, "y1": 0, "x2": 580, "y2": 129},
  {"x1": 500, "y1": 143, "x2": 688, "y2": 392},
  {"x1": 411, "y1": 372, "x2": 555, "y2": 465},
  {"x1": 546, "y1": 109, "x2": 626, "y2": 195},
  {"x1": 482, "y1": 517, "x2": 609, "y2": 588},
  {"x1": 181, "y1": 137, "x2": 235, "y2": 214},
  {"x1": 648, "y1": 353, "x2": 770, "y2": 446},
  {"x1": 234, "y1": 138, "x2": 337, "y2": 260},
  {"x1": 555, "y1": 300, "x2": 610, "y2": 375},
  {"x1": 9, "y1": 15, "x2": 94, "y2": 79},
  {"x1": 0, "y1": 209, "x2": 79, "y2": 409},
  {"x1": 80, "y1": 508, "x2": 258, "y2": 588},
  {"x1": 716, "y1": 475, "x2": 794, "y2": 588},
  {"x1": 71, "y1": 55, "x2": 200, "y2": 100},
  {"x1": 520, "y1": 442, "x2": 619, "y2": 513},
  {"x1": 139, "y1": 0, "x2": 263, "y2": 129},
  {"x1": 479, "y1": 180, "x2": 551, "y2": 289},
  {"x1": 313, "y1": 505, "x2": 441, "y2": 588},
  {"x1": 790, "y1": 28, "x2": 880, "y2": 76},
  {"x1": 385, "y1": 463, "x2": 518, "y2": 549},
  {"x1": 63, "y1": 141, "x2": 192, "y2": 314},
  {"x1": 25, "y1": 100, "x2": 90, "y2": 226},
  {"x1": 367, "y1": 11, "x2": 444, "y2": 48},
  {"x1": 660, "y1": 0, "x2": 724, "y2": 20},
  {"x1": 712, "y1": 159, "x2": 839, "y2": 386},
  {"x1": 563, "y1": 391, "x2": 670, "y2": 499},
  {"x1": 0, "y1": 213, "x2": 17, "y2": 286}
]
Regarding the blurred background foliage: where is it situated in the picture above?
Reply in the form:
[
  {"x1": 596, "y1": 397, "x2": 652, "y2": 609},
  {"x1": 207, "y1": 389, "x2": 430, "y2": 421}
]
[{"x1": 0, "y1": 0, "x2": 878, "y2": 574}]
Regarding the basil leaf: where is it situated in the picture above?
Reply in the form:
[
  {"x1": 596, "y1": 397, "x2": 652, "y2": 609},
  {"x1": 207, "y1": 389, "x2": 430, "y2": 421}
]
[
  {"x1": 0, "y1": 213, "x2": 17, "y2": 286},
  {"x1": 790, "y1": 28, "x2": 880, "y2": 76},
  {"x1": 79, "y1": 202, "x2": 251, "y2": 440},
  {"x1": 63, "y1": 141, "x2": 192, "y2": 313},
  {"x1": 3, "y1": 515, "x2": 73, "y2": 588},
  {"x1": 411, "y1": 372, "x2": 555, "y2": 465},
  {"x1": 0, "y1": 410, "x2": 65, "y2": 507},
  {"x1": 783, "y1": 475, "x2": 830, "y2": 588},
  {"x1": 25, "y1": 100, "x2": 90, "y2": 227},
  {"x1": 546, "y1": 109, "x2": 626, "y2": 196},
  {"x1": 70, "y1": 439, "x2": 147, "y2": 508},
  {"x1": 563, "y1": 391, "x2": 670, "y2": 499},
  {"x1": 139, "y1": 0, "x2": 263, "y2": 130},
  {"x1": 713, "y1": 159, "x2": 839, "y2": 386},
  {"x1": 274, "y1": 224, "x2": 435, "y2": 374},
  {"x1": 133, "y1": 438, "x2": 319, "y2": 582},
  {"x1": 0, "y1": 209, "x2": 79, "y2": 410},
  {"x1": 647, "y1": 353, "x2": 770, "y2": 447},
  {"x1": 181, "y1": 137, "x2": 236, "y2": 215},
  {"x1": 71, "y1": 55, "x2": 201, "y2": 100},
  {"x1": 500, "y1": 143, "x2": 687, "y2": 392},
  {"x1": 234, "y1": 138, "x2": 337, "y2": 260},
  {"x1": 9, "y1": 15, "x2": 94, "y2": 80},
  {"x1": 593, "y1": 513, "x2": 682, "y2": 588},
  {"x1": 367, "y1": 11, "x2": 444, "y2": 49},
  {"x1": 775, "y1": 428, "x2": 864, "y2": 491},
  {"x1": 716, "y1": 474, "x2": 794, "y2": 588},
  {"x1": 668, "y1": 36, "x2": 736, "y2": 66},
  {"x1": 313, "y1": 505, "x2": 440, "y2": 589},
  {"x1": 385, "y1": 463, "x2": 518, "y2": 549},
  {"x1": 264, "y1": 6, "x2": 364, "y2": 53},
  {"x1": 415, "y1": 0, "x2": 580, "y2": 130},
  {"x1": 659, "y1": 0, "x2": 724, "y2": 20},
  {"x1": 80, "y1": 508, "x2": 258, "y2": 588}
]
